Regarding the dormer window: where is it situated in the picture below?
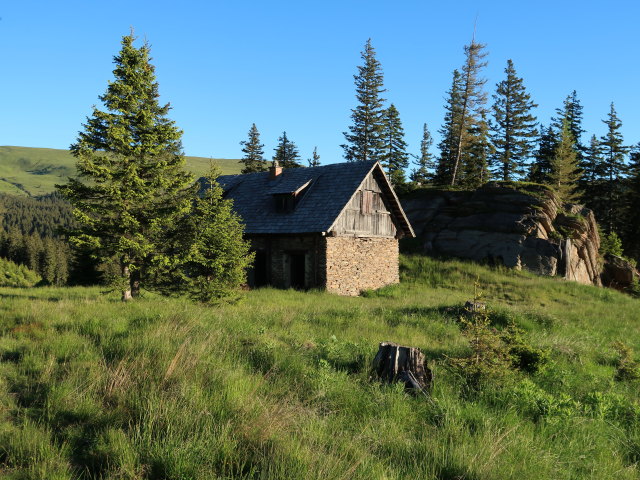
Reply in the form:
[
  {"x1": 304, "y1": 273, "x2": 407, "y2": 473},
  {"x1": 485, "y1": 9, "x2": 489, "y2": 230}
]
[{"x1": 274, "y1": 193, "x2": 296, "y2": 213}]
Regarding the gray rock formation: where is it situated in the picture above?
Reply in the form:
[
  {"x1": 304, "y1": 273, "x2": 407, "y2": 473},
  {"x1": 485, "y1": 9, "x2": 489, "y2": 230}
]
[
  {"x1": 601, "y1": 254, "x2": 640, "y2": 290},
  {"x1": 401, "y1": 183, "x2": 602, "y2": 286}
]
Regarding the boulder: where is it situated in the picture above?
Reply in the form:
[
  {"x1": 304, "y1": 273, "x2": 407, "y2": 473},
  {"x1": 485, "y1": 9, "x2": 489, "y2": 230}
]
[
  {"x1": 401, "y1": 183, "x2": 602, "y2": 286},
  {"x1": 601, "y1": 254, "x2": 640, "y2": 290}
]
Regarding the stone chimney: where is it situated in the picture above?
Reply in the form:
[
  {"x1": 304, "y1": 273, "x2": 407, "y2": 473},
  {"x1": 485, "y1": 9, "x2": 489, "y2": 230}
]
[{"x1": 269, "y1": 160, "x2": 283, "y2": 180}]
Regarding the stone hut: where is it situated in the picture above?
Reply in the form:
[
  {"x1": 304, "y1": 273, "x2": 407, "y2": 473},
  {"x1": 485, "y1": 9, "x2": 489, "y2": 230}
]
[{"x1": 201, "y1": 160, "x2": 414, "y2": 296}]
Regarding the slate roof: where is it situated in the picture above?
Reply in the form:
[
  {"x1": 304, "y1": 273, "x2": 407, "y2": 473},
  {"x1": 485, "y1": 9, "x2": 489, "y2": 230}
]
[{"x1": 198, "y1": 161, "x2": 414, "y2": 236}]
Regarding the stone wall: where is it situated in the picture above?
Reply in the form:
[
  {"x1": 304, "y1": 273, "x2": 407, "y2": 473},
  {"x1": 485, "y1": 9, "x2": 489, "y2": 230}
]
[{"x1": 324, "y1": 236, "x2": 399, "y2": 296}]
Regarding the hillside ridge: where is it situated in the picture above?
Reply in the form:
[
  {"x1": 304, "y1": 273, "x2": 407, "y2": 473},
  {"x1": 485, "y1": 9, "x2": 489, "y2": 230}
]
[{"x1": 0, "y1": 145, "x2": 242, "y2": 196}]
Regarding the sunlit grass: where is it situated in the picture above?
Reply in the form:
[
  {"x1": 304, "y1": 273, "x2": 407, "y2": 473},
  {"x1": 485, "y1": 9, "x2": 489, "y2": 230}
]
[{"x1": 0, "y1": 255, "x2": 639, "y2": 479}]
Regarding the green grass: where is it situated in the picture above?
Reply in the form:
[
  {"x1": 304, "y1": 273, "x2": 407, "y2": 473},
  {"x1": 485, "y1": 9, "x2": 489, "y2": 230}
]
[
  {"x1": 0, "y1": 146, "x2": 242, "y2": 196},
  {"x1": 1, "y1": 256, "x2": 640, "y2": 479}
]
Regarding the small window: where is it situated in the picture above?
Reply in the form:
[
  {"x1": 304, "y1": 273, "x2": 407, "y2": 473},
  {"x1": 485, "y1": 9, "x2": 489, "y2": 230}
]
[{"x1": 361, "y1": 190, "x2": 373, "y2": 214}]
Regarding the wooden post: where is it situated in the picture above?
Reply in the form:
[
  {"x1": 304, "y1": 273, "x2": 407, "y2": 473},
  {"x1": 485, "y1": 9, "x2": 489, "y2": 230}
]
[{"x1": 372, "y1": 342, "x2": 433, "y2": 394}]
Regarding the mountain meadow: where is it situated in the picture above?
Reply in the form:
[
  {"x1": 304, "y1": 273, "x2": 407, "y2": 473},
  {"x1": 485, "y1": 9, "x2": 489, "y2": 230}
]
[
  {"x1": 1, "y1": 255, "x2": 640, "y2": 479},
  {"x1": 0, "y1": 146, "x2": 241, "y2": 197}
]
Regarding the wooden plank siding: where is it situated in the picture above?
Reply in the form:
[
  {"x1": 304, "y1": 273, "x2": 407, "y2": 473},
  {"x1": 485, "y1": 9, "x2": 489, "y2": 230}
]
[{"x1": 331, "y1": 171, "x2": 397, "y2": 238}]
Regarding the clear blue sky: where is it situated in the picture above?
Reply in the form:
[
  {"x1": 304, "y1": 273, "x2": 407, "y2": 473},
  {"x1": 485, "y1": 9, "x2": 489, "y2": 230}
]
[{"x1": 1, "y1": 0, "x2": 638, "y2": 164}]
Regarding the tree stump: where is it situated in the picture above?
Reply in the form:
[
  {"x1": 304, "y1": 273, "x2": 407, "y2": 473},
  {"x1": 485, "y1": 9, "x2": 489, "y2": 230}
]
[{"x1": 372, "y1": 342, "x2": 433, "y2": 394}]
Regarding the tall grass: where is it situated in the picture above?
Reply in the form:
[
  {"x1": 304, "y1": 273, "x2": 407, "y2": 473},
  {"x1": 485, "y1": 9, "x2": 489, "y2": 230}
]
[{"x1": 0, "y1": 256, "x2": 639, "y2": 479}]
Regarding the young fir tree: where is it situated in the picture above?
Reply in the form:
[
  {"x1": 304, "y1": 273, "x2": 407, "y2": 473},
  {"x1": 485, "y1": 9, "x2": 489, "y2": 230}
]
[
  {"x1": 153, "y1": 166, "x2": 254, "y2": 303},
  {"x1": 436, "y1": 70, "x2": 464, "y2": 185},
  {"x1": 527, "y1": 125, "x2": 558, "y2": 184},
  {"x1": 411, "y1": 123, "x2": 435, "y2": 185},
  {"x1": 549, "y1": 119, "x2": 582, "y2": 203},
  {"x1": 57, "y1": 33, "x2": 195, "y2": 301},
  {"x1": 307, "y1": 147, "x2": 321, "y2": 167},
  {"x1": 450, "y1": 39, "x2": 489, "y2": 186},
  {"x1": 273, "y1": 131, "x2": 302, "y2": 168},
  {"x1": 490, "y1": 59, "x2": 538, "y2": 181},
  {"x1": 239, "y1": 123, "x2": 267, "y2": 174},
  {"x1": 342, "y1": 39, "x2": 387, "y2": 162},
  {"x1": 380, "y1": 104, "x2": 409, "y2": 186},
  {"x1": 598, "y1": 103, "x2": 629, "y2": 234}
]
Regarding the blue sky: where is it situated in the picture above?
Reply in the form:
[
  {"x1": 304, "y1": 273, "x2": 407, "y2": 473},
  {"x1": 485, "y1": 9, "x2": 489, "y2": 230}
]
[{"x1": 1, "y1": 1, "x2": 638, "y2": 164}]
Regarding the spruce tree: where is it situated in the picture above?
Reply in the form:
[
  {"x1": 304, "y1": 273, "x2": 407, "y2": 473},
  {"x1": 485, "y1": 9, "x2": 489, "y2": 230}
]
[
  {"x1": 273, "y1": 131, "x2": 302, "y2": 168},
  {"x1": 598, "y1": 103, "x2": 629, "y2": 233},
  {"x1": 461, "y1": 111, "x2": 492, "y2": 188},
  {"x1": 239, "y1": 123, "x2": 267, "y2": 174},
  {"x1": 342, "y1": 39, "x2": 387, "y2": 162},
  {"x1": 527, "y1": 125, "x2": 558, "y2": 184},
  {"x1": 411, "y1": 123, "x2": 435, "y2": 185},
  {"x1": 450, "y1": 39, "x2": 489, "y2": 186},
  {"x1": 307, "y1": 147, "x2": 321, "y2": 167},
  {"x1": 578, "y1": 135, "x2": 604, "y2": 213},
  {"x1": 490, "y1": 59, "x2": 538, "y2": 181},
  {"x1": 624, "y1": 143, "x2": 640, "y2": 260},
  {"x1": 57, "y1": 33, "x2": 194, "y2": 301},
  {"x1": 381, "y1": 104, "x2": 409, "y2": 186},
  {"x1": 153, "y1": 166, "x2": 254, "y2": 303},
  {"x1": 550, "y1": 120, "x2": 581, "y2": 203},
  {"x1": 552, "y1": 91, "x2": 585, "y2": 160},
  {"x1": 436, "y1": 70, "x2": 464, "y2": 185}
]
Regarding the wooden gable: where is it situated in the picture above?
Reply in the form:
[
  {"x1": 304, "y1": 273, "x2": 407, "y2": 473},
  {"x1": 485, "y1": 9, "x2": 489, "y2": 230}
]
[{"x1": 329, "y1": 166, "x2": 406, "y2": 238}]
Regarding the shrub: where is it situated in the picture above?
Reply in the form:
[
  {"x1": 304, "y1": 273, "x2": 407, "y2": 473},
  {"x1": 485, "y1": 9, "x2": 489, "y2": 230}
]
[
  {"x1": 612, "y1": 341, "x2": 640, "y2": 381},
  {"x1": 502, "y1": 322, "x2": 548, "y2": 374}
]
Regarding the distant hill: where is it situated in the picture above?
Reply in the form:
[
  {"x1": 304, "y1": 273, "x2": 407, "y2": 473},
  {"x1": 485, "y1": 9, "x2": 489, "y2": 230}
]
[{"x1": 0, "y1": 146, "x2": 242, "y2": 196}]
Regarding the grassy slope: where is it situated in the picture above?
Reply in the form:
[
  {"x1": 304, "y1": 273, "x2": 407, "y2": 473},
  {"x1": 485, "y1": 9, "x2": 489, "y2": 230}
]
[
  {"x1": 1, "y1": 256, "x2": 640, "y2": 479},
  {"x1": 0, "y1": 146, "x2": 242, "y2": 196}
]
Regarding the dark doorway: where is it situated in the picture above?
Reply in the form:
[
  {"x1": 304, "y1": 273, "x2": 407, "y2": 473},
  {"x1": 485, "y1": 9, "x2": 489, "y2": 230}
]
[
  {"x1": 253, "y1": 250, "x2": 268, "y2": 287},
  {"x1": 289, "y1": 253, "x2": 306, "y2": 289}
]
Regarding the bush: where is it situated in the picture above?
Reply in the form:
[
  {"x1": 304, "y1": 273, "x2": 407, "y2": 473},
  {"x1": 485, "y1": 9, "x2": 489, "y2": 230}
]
[
  {"x1": 0, "y1": 257, "x2": 41, "y2": 287},
  {"x1": 612, "y1": 341, "x2": 640, "y2": 381},
  {"x1": 502, "y1": 322, "x2": 548, "y2": 374}
]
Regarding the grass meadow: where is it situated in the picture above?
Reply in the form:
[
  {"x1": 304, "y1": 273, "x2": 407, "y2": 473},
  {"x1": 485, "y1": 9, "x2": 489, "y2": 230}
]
[
  {"x1": 0, "y1": 146, "x2": 241, "y2": 196},
  {"x1": 1, "y1": 255, "x2": 640, "y2": 479}
]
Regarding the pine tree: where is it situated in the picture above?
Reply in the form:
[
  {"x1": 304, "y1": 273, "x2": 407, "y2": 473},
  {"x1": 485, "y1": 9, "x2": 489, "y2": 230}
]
[
  {"x1": 598, "y1": 103, "x2": 629, "y2": 233},
  {"x1": 410, "y1": 123, "x2": 435, "y2": 185},
  {"x1": 578, "y1": 135, "x2": 604, "y2": 213},
  {"x1": 490, "y1": 59, "x2": 538, "y2": 181},
  {"x1": 450, "y1": 39, "x2": 489, "y2": 186},
  {"x1": 549, "y1": 120, "x2": 581, "y2": 203},
  {"x1": 57, "y1": 33, "x2": 194, "y2": 301},
  {"x1": 527, "y1": 125, "x2": 558, "y2": 184},
  {"x1": 307, "y1": 147, "x2": 321, "y2": 167},
  {"x1": 436, "y1": 70, "x2": 464, "y2": 185},
  {"x1": 380, "y1": 104, "x2": 409, "y2": 186},
  {"x1": 273, "y1": 131, "x2": 302, "y2": 168},
  {"x1": 341, "y1": 39, "x2": 387, "y2": 162},
  {"x1": 239, "y1": 123, "x2": 267, "y2": 174}
]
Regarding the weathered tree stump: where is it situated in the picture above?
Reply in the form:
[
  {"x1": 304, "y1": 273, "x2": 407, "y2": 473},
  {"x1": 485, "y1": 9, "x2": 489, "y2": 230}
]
[{"x1": 372, "y1": 342, "x2": 433, "y2": 394}]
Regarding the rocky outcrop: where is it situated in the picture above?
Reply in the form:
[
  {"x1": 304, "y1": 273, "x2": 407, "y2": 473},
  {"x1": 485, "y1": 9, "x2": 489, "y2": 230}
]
[
  {"x1": 401, "y1": 183, "x2": 602, "y2": 286},
  {"x1": 601, "y1": 254, "x2": 639, "y2": 290}
]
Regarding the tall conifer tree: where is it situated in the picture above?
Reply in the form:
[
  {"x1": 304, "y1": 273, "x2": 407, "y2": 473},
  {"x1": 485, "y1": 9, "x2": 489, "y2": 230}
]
[
  {"x1": 273, "y1": 131, "x2": 302, "y2": 168},
  {"x1": 381, "y1": 104, "x2": 409, "y2": 186},
  {"x1": 490, "y1": 59, "x2": 538, "y2": 181},
  {"x1": 436, "y1": 70, "x2": 464, "y2": 185},
  {"x1": 411, "y1": 123, "x2": 435, "y2": 185},
  {"x1": 342, "y1": 39, "x2": 387, "y2": 162},
  {"x1": 598, "y1": 103, "x2": 629, "y2": 233},
  {"x1": 552, "y1": 91, "x2": 586, "y2": 159},
  {"x1": 57, "y1": 33, "x2": 194, "y2": 301},
  {"x1": 239, "y1": 123, "x2": 267, "y2": 174},
  {"x1": 461, "y1": 111, "x2": 492, "y2": 188},
  {"x1": 450, "y1": 39, "x2": 489, "y2": 186}
]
